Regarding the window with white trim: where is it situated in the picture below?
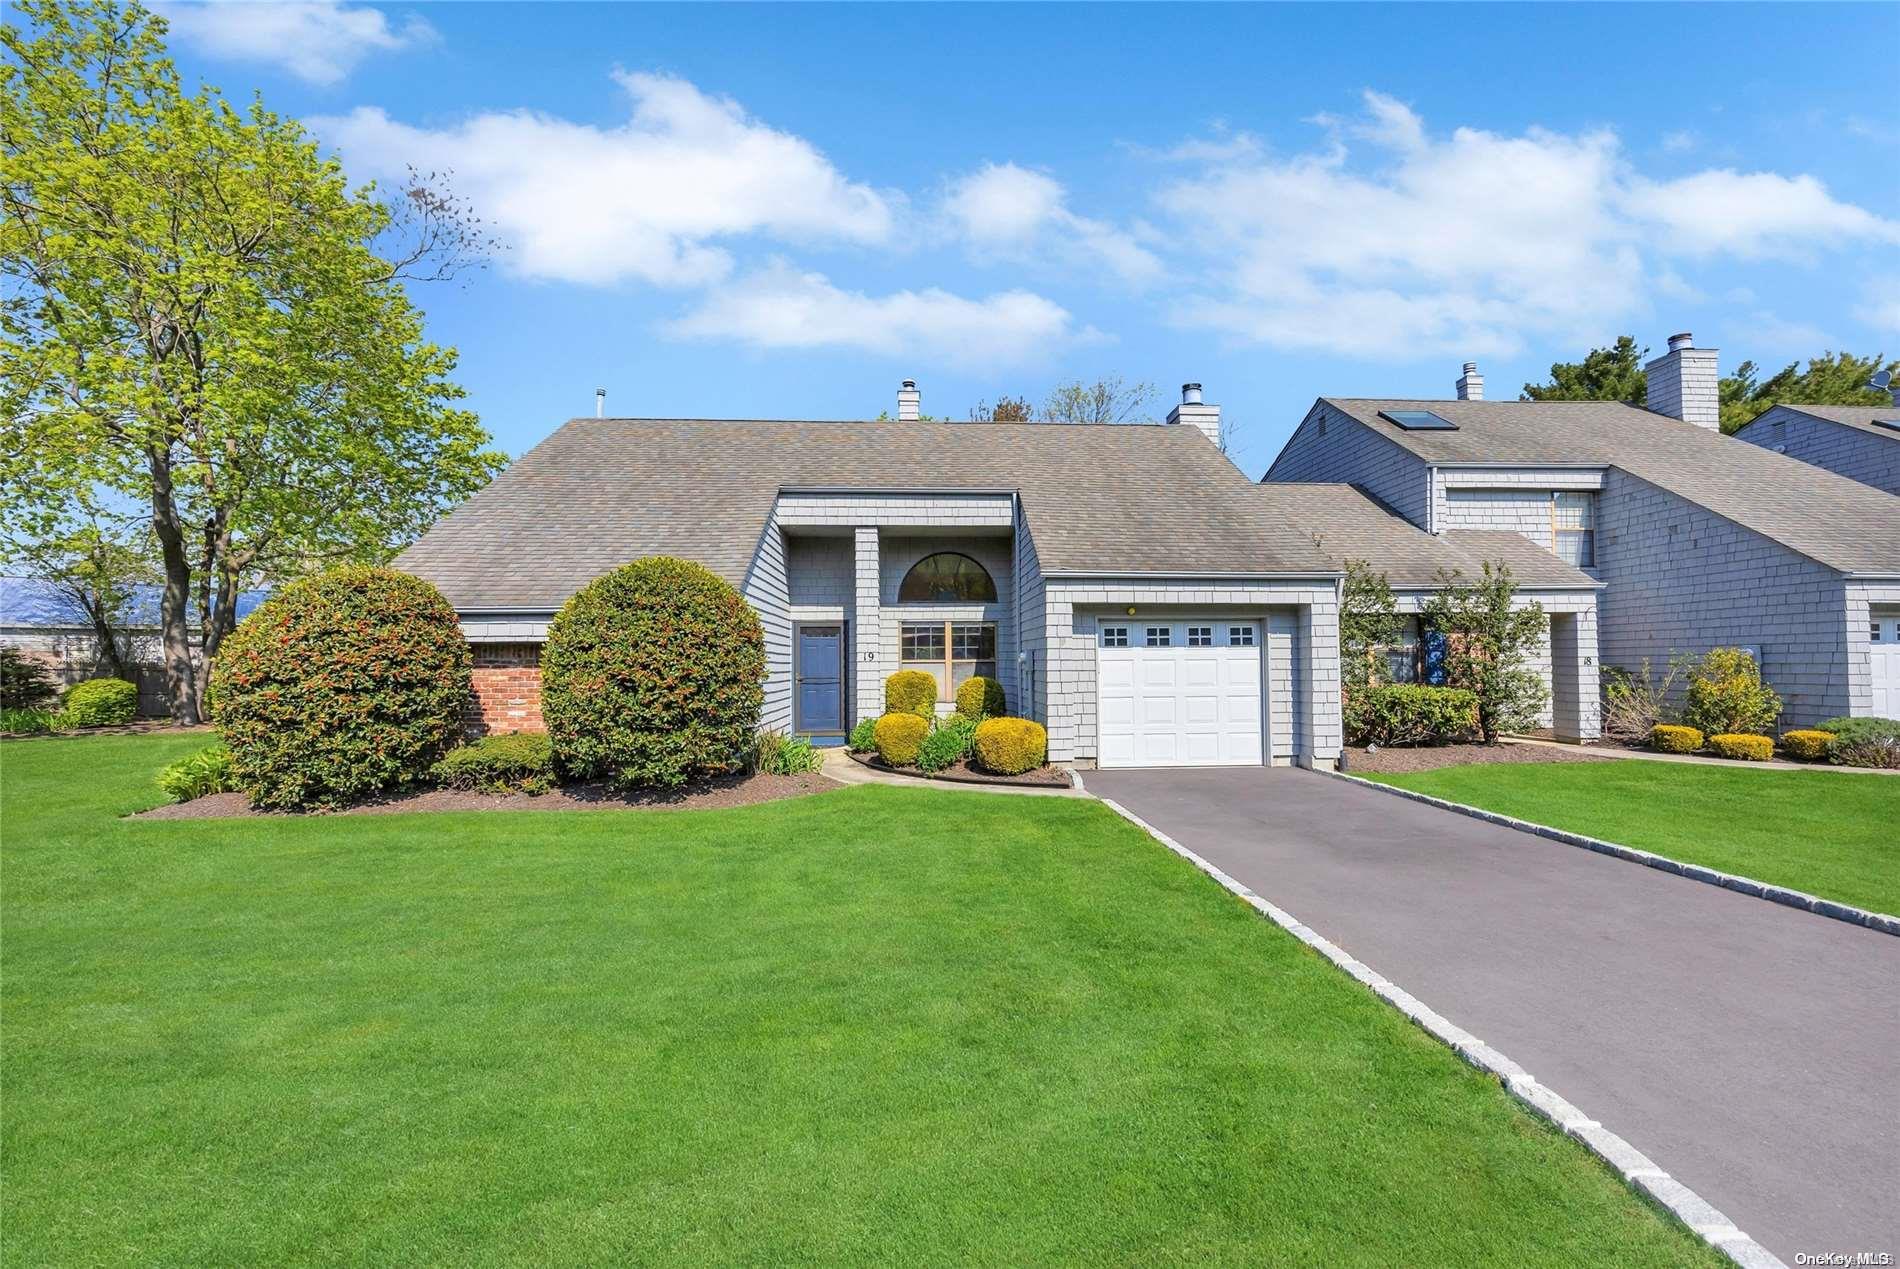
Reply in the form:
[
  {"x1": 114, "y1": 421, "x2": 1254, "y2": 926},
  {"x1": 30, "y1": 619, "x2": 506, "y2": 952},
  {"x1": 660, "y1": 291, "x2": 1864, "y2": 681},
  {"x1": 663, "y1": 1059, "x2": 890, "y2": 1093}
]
[
  {"x1": 1553, "y1": 491, "x2": 1595, "y2": 568},
  {"x1": 899, "y1": 621, "x2": 996, "y2": 700},
  {"x1": 1187, "y1": 626, "x2": 1213, "y2": 646},
  {"x1": 1145, "y1": 626, "x2": 1171, "y2": 647},
  {"x1": 1227, "y1": 626, "x2": 1255, "y2": 647}
]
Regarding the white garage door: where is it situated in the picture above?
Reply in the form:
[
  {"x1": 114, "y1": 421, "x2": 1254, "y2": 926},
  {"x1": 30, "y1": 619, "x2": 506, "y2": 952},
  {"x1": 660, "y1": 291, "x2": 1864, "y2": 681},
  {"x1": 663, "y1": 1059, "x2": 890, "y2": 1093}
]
[
  {"x1": 1097, "y1": 620, "x2": 1264, "y2": 768},
  {"x1": 1872, "y1": 611, "x2": 1900, "y2": 719}
]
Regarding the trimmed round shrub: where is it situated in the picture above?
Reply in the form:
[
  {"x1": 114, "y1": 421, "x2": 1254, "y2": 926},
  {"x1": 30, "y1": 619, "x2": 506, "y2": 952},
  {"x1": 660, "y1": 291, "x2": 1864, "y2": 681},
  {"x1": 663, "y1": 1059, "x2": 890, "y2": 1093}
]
[
  {"x1": 973, "y1": 717, "x2": 1047, "y2": 775},
  {"x1": 1779, "y1": 729, "x2": 1832, "y2": 762},
  {"x1": 955, "y1": 675, "x2": 1006, "y2": 720},
  {"x1": 1708, "y1": 732, "x2": 1773, "y2": 761},
  {"x1": 1818, "y1": 716, "x2": 1900, "y2": 769},
  {"x1": 1682, "y1": 647, "x2": 1781, "y2": 738},
  {"x1": 874, "y1": 712, "x2": 928, "y2": 766},
  {"x1": 62, "y1": 677, "x2": 138, "y2": 727},
  {"x1": 1343, "y1": 684, "x2": 1478, "y2": 747},
  {"x1": 846, "y1": 716, "x2": 879, "y2": 753},
  {"x1": 212, "y1": 567, "x2": 470, "y2": 810},
  {"x1": 431, "y1": 733, "x2": 555, "y2": 795},
  {"x1": 885, "y1": 670, "x2": 937, "y2": 718},
  {"x1": 1649, "y1": 723, "x2": 1703, "y2": 753},
  {"x1": 542, "y1": 557, "x2": 766, "y2": 790}
]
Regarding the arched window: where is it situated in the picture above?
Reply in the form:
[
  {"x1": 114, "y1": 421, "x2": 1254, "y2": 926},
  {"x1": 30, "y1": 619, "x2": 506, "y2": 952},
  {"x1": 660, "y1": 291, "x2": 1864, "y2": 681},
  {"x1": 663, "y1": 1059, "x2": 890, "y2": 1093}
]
[{"x1": 898, "y1": 552, "x2": 997, "y2": 603}]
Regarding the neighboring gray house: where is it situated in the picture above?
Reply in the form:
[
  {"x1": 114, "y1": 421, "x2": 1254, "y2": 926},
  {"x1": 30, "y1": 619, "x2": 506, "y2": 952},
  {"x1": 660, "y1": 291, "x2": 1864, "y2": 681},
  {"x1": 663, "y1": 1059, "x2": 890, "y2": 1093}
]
[
  {"x1": 1264, "y1": 335, "x2": 1900, "y2": 728},
  {"x1": 1256, "y1": 483, "x2": 1604, "y2": 740},
  {"x1": 398, "y1": 384, "x2": 1355, "y2": 769},
  {"x1": 1732, "y1": 403, "x2": 1900, "y2": 497}
]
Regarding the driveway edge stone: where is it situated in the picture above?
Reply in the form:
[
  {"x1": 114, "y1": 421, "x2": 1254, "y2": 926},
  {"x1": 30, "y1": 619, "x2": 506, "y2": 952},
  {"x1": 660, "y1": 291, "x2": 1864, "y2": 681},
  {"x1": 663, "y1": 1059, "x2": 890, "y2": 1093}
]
[
  {"x1": 1088, "y1": 785, "x2": 1788, "y2": 1269},
  {"x1": 1324, "y1": 769, "x2": 1899, "y2": 938}
]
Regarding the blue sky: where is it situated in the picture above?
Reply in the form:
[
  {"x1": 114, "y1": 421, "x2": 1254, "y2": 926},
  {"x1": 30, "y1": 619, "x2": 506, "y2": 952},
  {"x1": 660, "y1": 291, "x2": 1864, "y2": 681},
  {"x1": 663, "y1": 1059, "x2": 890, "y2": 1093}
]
[{"x1": 153, "y1": 2, "x2": 1900, "y2": 476}]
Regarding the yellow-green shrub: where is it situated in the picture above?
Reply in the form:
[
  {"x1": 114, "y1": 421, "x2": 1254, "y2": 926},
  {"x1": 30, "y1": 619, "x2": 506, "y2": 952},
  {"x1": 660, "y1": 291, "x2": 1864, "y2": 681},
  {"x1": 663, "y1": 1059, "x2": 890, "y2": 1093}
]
[
  {"x1": 1780, "y1": 729, "x2": 1832, "y2": 762},
  {"x1": 955, "y1": 675, "x2": 1005, "y2": 719},
  {"x1": 1708, "y1": 732, "x2": 1773, "y2": 761},
  {"x1": 873, "y1": 712, "x2": 929, "y2": 766},
  {"x1": 885, "y1": 670, "x2": 937, "y2": 718},
  {"x1": 1649, "y1": 723, "x2": 1702, "y2": 753},
  {"x1": 973, "y1": 717, "x2": 1047, "y2": 775}
]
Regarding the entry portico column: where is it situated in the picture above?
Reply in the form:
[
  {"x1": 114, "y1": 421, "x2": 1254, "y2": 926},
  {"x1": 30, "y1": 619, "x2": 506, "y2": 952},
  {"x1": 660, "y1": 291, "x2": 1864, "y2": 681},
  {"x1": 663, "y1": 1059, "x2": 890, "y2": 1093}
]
[
  {"x1": 1550, "y1": 609, "x2": 1601, "y2": 742},
  {"x1": 853, "y1": 526, "x2": 882, "y2": 724}
]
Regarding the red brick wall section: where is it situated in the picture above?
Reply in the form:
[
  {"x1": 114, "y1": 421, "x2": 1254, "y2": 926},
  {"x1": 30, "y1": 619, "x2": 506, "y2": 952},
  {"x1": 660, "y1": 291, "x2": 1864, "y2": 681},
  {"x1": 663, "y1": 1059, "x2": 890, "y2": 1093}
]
[{"x1": 466, "y1": 642, "x2": 544, "y2": 736}]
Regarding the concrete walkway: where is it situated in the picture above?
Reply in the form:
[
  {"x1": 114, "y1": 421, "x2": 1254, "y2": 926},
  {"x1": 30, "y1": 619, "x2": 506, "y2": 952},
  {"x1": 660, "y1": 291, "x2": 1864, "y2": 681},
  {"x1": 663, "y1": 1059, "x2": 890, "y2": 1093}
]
[
  {"x1": 1506, "y1": 735, "x2": 1900, "y2": 776},
  {"x1": 1085, "y1": 766, "x2": 1900, "y2": 1263},
  {"x1": 818, "y1": 749, "x2": 1085, "y2": 797}
]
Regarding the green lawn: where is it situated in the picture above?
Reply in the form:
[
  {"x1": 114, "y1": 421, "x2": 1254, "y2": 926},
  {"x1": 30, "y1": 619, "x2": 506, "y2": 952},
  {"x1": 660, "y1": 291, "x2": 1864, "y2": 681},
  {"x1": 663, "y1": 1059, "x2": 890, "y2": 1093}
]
[
  {"x1": 2, "y1": 734, "x2": 1715, "y2": 1266},
  {"x1": 1367, "y1": 759, "x2": 1900, "y2": 916}
]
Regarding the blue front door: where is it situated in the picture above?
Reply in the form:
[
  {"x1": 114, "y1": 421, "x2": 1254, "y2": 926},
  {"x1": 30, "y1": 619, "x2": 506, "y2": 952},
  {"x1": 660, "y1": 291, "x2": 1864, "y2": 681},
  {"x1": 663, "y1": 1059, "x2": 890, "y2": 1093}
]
[{"x1": 795, "y1": 624, "x2": 843, "y2": 733}]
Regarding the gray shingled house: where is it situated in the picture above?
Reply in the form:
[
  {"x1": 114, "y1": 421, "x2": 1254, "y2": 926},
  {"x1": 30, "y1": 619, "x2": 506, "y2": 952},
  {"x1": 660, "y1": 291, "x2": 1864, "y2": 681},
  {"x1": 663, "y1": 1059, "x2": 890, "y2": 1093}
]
[
  {"x1": 393, "y1": 382, "x2": 1606, "y2": 767},
  {"x1": 1732, "y1": 403, "x2": 1900, "y2": 498},
  {"x1": 1263, "y1": 335, "x2": 1900, "y2": 727}
]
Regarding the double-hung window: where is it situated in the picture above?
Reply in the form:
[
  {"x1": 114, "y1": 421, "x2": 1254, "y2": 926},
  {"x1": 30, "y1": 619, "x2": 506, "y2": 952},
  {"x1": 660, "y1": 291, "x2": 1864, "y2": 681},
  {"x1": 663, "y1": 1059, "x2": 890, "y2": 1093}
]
[
  {"x1": 900, "y1": 620, "x2": 996, "y2": 700},
  {"x1": 1553, "y1": 492, "x2": 1595, "y2": 567}
]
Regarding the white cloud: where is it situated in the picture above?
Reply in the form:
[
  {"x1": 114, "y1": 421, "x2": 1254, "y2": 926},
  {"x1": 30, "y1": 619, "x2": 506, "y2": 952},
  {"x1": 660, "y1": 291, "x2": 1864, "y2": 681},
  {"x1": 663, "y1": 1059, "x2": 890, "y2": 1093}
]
[
  {"x1": 1660, "y1": 130, "x2": 1698, "y2": 154},
  {"x1": 318, "y1": 72, "x2": 894, "y2": 288},
  {"x1": 942, "y1": 162, "x2": 1162, "y2": 287},
  {"x1": 1622, "y1": 169, "x2": 1900, "y2": 258},
  {"x1": 1154, "y1": 90, "x2": 1899, "y2": 357},
  {"x1": 153, "y1": 1, "x2": 434, "y2": 85},
  {"x1": 666, "y1": 261, "x2": 1087, "y2": 366},
  {"x1": 1858, "y1": 290, "x2": 1900, "y2": 338}
]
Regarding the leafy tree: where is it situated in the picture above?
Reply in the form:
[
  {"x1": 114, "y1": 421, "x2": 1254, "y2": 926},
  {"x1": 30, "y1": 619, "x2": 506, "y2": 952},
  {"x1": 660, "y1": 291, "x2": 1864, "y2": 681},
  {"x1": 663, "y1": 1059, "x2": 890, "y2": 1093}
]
[
  {"x1": 1339, "y1": 559, "x2": 1404, "y2": 690},
  {"x1": 1520, "y1": 336, "x2": 1649, "y2": 405},
  {"x1": 1715, "y1": 351, "x2": 1895, "y2": 434},
  {"x1": 4, "y1": 515, "x2": 157, "y2": 679},
  {"x1": 1420, "y1": 563, "x2": 1548, "y2": 743},
  {"x1": 1, "y1": 0, "x2": 505, "y2": 722},
  {"x1": 1042, "y1": 376, "x2": 1158, "y2": 424},
  {"x1": 969, "y1": 395, "x2": 1033, "y2": 422},
  {"x1": 1522, "y1": 336, "x2": 1895, "y2": 435}
]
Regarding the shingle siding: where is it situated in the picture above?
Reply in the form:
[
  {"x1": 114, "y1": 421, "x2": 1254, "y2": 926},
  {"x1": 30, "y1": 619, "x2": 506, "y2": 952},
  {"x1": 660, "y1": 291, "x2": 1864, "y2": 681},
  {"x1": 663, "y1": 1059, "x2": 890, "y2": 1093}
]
[
  {"x1": 1735, "y1": 409, "x2": 1900, "y2": 498},
  {"x1": 1594, "y1": 470, "x2": 1851, "y2": 728},
  {"x1": 1015, "y1": 511, "x2": 1048, "y2": 728},
  {"x1": 1266, "y1": 403, "x2": 1432, "y2": 529},
  {"x1": 741, "y1": 505, "x2": 793, "y2": 734}
]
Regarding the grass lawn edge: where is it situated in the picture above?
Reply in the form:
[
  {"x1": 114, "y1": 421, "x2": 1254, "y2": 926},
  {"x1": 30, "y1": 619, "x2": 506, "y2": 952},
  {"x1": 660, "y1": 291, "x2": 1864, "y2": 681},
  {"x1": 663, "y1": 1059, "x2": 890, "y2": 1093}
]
[{"x1": 1093, "y1": 791, "x2": 1784, "y2": 1269}]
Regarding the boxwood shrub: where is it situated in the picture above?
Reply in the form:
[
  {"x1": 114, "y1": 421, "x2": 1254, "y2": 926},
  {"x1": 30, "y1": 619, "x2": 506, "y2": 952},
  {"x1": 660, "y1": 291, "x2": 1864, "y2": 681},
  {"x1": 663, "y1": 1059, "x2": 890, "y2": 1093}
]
[
  {"x1": 1648, "y1": 724, "x2": 1703, "y2": 753},
  {"x1": 212, "y1": 567, "x2": 470, "y2": 810},
  {"x1": 954, "y1": 675, "x2": 1005, "y2": 720},
  {"x1": 62, "y1": 677, "x2": 138, "y2": 727},
  {"x1": 1343, "y1": 684, "x2": 1477, "y2": 747},
  {"x1": 1707, "y1": 732, "x2": 1773, "y2": 761},
  {"x1": 431, "y1": 733, "x2": 555, "y2": 795},
  {"x1": 1779, "y1": 729, "x2": 1832, "y2": 762},
  {"x1": 1681, "y1": 647, "x2": 1781, "y2": 737},
  {"x1": 873, "y1": 712, "x2": 928, "y2": 766},
  {"x1": 541, "y1": 557, "x2": 765, "y2": 790},
  {"x1": 973, "y1": 717, "x2": 1047, "y2": 775},
  {"x1": 885, "y1": 670, "x2": 937, "y2": 718}
]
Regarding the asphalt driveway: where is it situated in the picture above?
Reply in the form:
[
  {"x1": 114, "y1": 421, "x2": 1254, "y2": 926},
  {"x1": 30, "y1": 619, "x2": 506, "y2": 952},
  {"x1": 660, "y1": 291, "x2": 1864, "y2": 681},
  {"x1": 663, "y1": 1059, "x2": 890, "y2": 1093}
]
[{"x1": 1085, "y1": 766, "x2": 1900, "y2": 1263}]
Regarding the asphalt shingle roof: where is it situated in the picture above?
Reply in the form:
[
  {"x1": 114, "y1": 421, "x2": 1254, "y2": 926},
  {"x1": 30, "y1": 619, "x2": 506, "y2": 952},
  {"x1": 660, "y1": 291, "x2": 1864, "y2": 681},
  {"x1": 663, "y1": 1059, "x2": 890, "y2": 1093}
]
[
  {"x1": 1738, "y1": 402, "x2": 1900, "y2": 442},
  {"x1": 396, "y1": 418, "x2": 1338, "y2": 610},
  {"x1": 1319, "y1": 398, "x2": 1900, "y2": 576},
  {"x1": 1254, "y1": 484, "x2": 1599, "y2": 590}
]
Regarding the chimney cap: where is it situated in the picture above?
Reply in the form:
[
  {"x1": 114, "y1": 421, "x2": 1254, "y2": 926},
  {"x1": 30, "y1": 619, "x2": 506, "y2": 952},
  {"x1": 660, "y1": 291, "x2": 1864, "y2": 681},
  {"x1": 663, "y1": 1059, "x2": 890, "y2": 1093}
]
[
  {"x1": 1667, "y1": 332, "x2": 1694, "y2": 352},
  {"x1": 1462, "y1": 362, "x2": 1478, "y2": 375},
  {"x1": 1181, "y1": 382, "x2": 1203, "y2": 404},
  {"x1": 901, "y1": 379, "x2": 917, "y2": 389}
]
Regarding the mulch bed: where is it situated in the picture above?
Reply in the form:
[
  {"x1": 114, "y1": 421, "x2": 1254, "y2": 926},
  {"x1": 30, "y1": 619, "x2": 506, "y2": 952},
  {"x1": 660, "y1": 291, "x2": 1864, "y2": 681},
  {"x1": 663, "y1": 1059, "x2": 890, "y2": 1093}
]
[
  {"x1": 134, "y1": 771, "x2": 833, "y2": 820},
  {"x1": 1342, "y1": 742, "x2": 1619, "y2": 775},
  {"x1": 3, "y1": 721, "x2": 217, "y2": 741},
  {"x1": 846, "y1": 749, "x2": 1072, "y2": 788}
]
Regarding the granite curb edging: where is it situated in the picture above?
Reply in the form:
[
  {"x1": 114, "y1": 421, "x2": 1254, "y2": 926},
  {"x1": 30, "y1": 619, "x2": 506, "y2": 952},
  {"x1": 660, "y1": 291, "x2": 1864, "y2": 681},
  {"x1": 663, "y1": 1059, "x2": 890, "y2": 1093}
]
[
  {"x1": 1327, "y1": 769, "x2": 1899, "y2": 939},
  {"x1": 1082, "y1": 779, "x2": 1786, "y2": 1269}
]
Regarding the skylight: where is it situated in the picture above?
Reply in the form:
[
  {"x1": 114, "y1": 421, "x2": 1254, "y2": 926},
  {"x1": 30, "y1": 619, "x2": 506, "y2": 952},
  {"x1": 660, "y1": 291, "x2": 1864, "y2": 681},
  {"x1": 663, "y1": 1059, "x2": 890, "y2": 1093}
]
[
  {"x1": 1380, "y1": 409, "x2": 1459, "y2": 431},
  {"x1": 1874, "y1": 418, "x2": 1900, "y2": 432}
]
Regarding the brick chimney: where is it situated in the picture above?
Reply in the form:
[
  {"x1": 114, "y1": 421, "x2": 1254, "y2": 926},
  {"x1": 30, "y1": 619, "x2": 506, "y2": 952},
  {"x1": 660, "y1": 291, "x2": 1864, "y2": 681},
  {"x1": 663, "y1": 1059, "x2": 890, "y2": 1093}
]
[
  {"x1": 896, "y1": 379, "x2": 921, "y2": 422},
  {"x1": 1166, "y1": 382, "x2": 1222, "y2": 448},
  {"x1": 1455, "y1": 361, "x2": 1484, "y2": 401},
  {"x1": 1645, "y1": 332, "x2": 1719, "y2": 429}
]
